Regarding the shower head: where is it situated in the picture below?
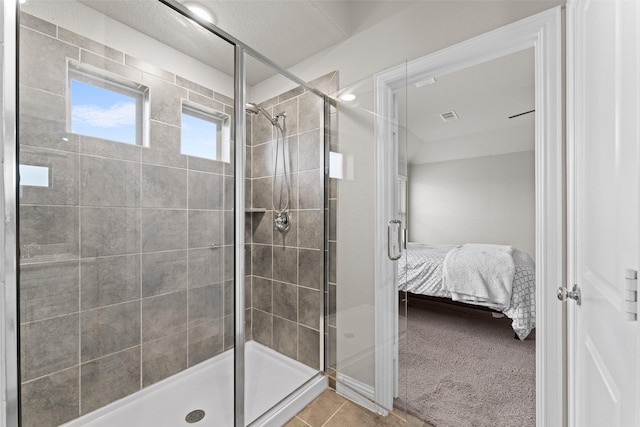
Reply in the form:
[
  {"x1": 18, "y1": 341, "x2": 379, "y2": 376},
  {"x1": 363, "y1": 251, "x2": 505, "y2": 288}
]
[{"x1": 245, "y1": 102, "x2": 260, "y2": 115}]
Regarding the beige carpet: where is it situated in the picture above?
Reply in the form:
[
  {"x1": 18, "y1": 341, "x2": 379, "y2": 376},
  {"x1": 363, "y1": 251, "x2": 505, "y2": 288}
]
[{"x1": 395, "y1": 298, "x2": 535, "y2": 427}]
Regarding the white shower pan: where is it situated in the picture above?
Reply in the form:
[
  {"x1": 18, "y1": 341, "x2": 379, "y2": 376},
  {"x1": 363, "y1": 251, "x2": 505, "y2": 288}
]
[{"x1": 63, "y1": 341, "x2": 326, "y2": 427}]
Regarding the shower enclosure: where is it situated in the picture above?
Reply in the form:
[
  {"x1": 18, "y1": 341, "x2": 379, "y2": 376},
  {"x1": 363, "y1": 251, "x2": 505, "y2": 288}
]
[{"x1": 6, "y1": 0, "x2": 330, "y2": 425}]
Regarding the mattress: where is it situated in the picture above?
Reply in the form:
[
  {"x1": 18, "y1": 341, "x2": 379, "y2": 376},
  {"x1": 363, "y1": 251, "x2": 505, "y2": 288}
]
[{"x1": 398, "y1": 243, "x2": 536, "y2": 340}]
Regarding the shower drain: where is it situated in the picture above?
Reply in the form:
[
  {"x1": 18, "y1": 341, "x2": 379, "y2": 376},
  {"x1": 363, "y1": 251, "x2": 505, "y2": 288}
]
[{"x1": 185, "y1": 409, "x2": 205, "y2": 423}]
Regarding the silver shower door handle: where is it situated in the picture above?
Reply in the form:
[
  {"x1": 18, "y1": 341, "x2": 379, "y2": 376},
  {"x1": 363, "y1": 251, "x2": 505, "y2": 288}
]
[{"x1": 387, "y1": 219, "x2": 403, "y2": 261}]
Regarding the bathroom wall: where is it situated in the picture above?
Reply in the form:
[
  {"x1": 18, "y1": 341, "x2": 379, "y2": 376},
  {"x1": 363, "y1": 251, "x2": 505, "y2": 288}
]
[
  {"x1": 18, "y1": 13, "x2": 234, "y2": 426},
  {"x1": 247, "y1": 72, "x2": 336, "y2": 369}
]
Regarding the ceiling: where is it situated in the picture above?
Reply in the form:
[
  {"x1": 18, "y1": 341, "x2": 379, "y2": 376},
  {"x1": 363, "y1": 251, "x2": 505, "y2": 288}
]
[
  {"x1": 77, "y1": 0, "x2": 416, "y2": 86},
  {"x1": 395, "y1": 48, "x2": 535, "y2": 164}
]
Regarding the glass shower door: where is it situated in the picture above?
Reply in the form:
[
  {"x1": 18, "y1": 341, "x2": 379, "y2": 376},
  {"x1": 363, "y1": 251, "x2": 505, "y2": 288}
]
[
  {"x1": 327, "y1": 61, "x2": 410, "y2": 420},
  {"x1": 17, "y1": 2, "x2": 236, "y2": 425}
]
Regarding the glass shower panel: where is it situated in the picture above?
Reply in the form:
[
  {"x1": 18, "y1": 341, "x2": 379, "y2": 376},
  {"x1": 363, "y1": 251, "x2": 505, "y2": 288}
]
[
  {"x1": 330, "y1": 62, "x2": 410, "y2": 421},
  {"x1": 243, "y1": 54, "x2": 327, "y2": 425},
  {"x1": 17, "y1": 2, "x2": 236, "y2": 425}
]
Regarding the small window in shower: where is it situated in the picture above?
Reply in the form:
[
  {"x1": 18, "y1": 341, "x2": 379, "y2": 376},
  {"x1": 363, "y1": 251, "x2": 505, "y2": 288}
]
[
  {"x1": 181, "y1": 102, "x2": 230, "y2": 162},
  {"x1": 68, "y1": 67, "x2": 147, "y2": 145}
]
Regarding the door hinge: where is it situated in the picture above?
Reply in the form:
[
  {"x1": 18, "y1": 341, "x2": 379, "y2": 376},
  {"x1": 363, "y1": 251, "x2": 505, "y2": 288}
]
[{"x1": 623, "y1": 269, "x2": 638, "y2": 321}]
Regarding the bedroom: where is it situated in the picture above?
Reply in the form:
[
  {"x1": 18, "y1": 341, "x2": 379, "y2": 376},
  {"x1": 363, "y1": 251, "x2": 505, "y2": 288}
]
[{"x1": 395, "y1": 48, "x2": 537, "y2": 426}]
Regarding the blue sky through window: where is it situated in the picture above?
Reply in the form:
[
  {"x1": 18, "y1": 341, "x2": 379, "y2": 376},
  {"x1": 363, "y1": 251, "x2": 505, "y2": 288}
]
[
  {"x1": 71, "y1": 79, "x2": 137, "y2": 144},
  {"x1": 181, "y1": 112, "x2": 218, "y2": 160}
]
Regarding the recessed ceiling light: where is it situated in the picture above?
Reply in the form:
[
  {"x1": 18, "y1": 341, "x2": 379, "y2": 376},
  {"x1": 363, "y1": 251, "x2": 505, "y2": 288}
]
[
  {"x1": 184, "y1": 2, "x2": 216, "y2": 24},
  {"x1": 415, "y1": 77, "x2": 436, "y2": 88},
  {"x1": 340, "y1": 93, "x2": 356, "y2": 102}
]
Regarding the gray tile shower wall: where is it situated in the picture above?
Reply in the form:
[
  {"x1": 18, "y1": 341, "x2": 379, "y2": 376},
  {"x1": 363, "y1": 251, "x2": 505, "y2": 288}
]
[
  {"x1": 18, "y1": 13, "x2": 234, "y2": 426},
  {"x1": 248, "y1": 72, "x2": 337, "y2": 371}
]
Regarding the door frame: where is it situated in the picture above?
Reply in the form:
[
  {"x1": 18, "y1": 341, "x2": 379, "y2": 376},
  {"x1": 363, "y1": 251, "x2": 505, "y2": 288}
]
[{"x1": 373, "y1": 7, "x2": 563, "y2": 425}]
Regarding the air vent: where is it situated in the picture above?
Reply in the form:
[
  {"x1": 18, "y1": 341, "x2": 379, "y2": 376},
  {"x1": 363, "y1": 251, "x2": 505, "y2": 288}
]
[{"x1": 440, "y1": 111, "x2": 459, "y2": 122}]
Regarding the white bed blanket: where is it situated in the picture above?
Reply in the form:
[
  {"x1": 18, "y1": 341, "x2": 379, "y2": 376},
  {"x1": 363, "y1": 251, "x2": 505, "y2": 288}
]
[{"x1": 443, "y1": 244, "x2": 516, "y2": 310}]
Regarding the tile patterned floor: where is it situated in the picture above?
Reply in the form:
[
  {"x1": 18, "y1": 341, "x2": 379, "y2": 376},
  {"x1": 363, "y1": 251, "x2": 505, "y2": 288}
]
[{"x1": 286, "y1": 390, "x2": 434, "y2": 427}]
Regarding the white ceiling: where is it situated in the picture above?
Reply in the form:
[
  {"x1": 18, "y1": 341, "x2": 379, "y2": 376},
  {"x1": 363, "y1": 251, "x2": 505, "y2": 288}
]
[
  {"x1": 78, "y1": 0, "x2": 416, "y2": 86},
  {"x1": 396, "y1": 48, "x2": 535, "y2": 164}
]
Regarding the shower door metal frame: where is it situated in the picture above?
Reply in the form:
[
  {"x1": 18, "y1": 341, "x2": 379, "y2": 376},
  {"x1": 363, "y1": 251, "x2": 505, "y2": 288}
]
[{"x1": 0, "y1": 1, "x2": 328, "y2": 426}]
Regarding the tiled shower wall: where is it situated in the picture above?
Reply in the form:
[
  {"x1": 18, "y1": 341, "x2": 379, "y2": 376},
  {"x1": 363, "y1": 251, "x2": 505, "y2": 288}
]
[
  {"x1": 247, "y1": 73, "x2": 337, "y2": 370},
  {"x1": 18, "y1": 13, "x2": 235, "y2": 426}
]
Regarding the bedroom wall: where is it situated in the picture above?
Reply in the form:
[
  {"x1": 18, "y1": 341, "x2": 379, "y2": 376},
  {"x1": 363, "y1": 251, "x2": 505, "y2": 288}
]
[{"x1": 408, "y1": 150, "x2": 536, "y2": 258}]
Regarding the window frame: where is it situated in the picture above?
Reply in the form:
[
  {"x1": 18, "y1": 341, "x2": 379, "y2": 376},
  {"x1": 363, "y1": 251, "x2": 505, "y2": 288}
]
[
  {"x1": 67, "y1": 65, "x2": 148, "y2": 146},
  {"x1": 181, "y1": 101, "x2": 231, "y2": 162}
]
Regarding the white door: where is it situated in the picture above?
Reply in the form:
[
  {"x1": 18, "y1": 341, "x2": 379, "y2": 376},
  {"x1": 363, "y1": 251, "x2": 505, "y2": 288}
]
[{"x1": 567, "y1": 1, "x2": 640, "y2": 426}]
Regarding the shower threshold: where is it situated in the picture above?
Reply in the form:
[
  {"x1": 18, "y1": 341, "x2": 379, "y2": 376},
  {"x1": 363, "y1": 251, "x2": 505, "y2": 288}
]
[{"x1": 62, "y1": 341, "x2": 326, "y2": 426}]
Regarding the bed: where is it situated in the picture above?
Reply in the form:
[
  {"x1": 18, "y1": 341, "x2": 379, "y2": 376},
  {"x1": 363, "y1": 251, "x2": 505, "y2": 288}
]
[{"x1": 398, "y1": 243, "x2": 536, "y2": 340}]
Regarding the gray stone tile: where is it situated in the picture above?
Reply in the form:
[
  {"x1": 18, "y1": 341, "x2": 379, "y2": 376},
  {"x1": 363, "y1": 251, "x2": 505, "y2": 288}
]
[
  {"x1": 188, "y1": 318, "x2": 224, "y2": 366},
  {"x1": 252, "y1": 277, "x2": 272, "y2": 313},
  {"x1": 223, "y1": 245, "x2": 233, "y2": 282},
  {"x1": 81, "y1": 207, "x2": 139, "y2": 257},
  {"x1": 273, "y1": 246, "x2": 297, "y2": 284},
  {"x1": 279, "y1": 86, "x2": 304, "y2": 103},
  {"x1": 142, "y1": 74, "x2": 185, "y2": 126},
  {"x1": 126, "y1": 55, "x2": 174, "y2": 81},
  {"x1": 252, "y1": 141, "x2": 273, "y2": 179},
  {"x1": 328, "y1": 325, "x2": 337, "y2": 367},
  {"x1": 188, "y1": 171, "x2": 224, "y2": 210},
  {"x1": 225, "y1": 210, "x2": 235, "y2": 246},
  {"x1": 224, "y1": 176, "x2": 234, "y2": 210},
  {"x1": 141, "y1": 250, "x2": 188, "y2": 297},
  {"x1": 251, "y1": 244, "x2": 272, "y2": 279},
  {"x1": 20, "y1": 28, "x2": 79, "y2": 95},
  {"x1": 19, "y1": 86, "x2": 74, "y2": 152},
  {"x1": 244, "y1": 308, "x2": 252, "y2": 342},
  {"x1": 223, "y1": 314, "x2": 234, "y2": 351},
  {"x1": 245, "y1": 277, "x2": 252, "y2": 310},
  {"x1": 79, "y1": 50, "x2": 142, "y2": 83},
  {"x1": 298, "y1": 170, "x2": 322, "y2": 209},
  {"x1": 19, "y1": 146, "x2": 79, "y2": 206},
  {"x1": 188, "y1": 248, "x2": 223, "y2": 289},
  {"x1": 251, "y1": 211, "x2": 273, "y2": 245},
  {"x1": 286, "y1": 135, "x2": 299, "y2": 174},
  {"x1": 79, "y1": 134, "x2": 141, "y2": 161},
  {"x1": 20, "y1": 261, "x2": 79, "y2": 323},
  {"x1": 176, "y1": 75, "x2": 213, "y2": 98},
  {"x1": 20, "y1": 205, "x2": 78, "y2": 262},
  {"x1": 329, "y1": 199, "x2": 337, "y2": 241},
  {"x1": 188, "y1": 284, "x2": 224, "y2": 327},
  {"x1": 329, "y1": 177, "x2": 338, "y2": 200},
  {"x1": 251, "y1": 109, "x2": 273, "y2": 146},
  {"x1": 273, "y1": 317, "x2": 297, "y2": 360},
  {"x1": 298, "y1": 249, "x2": 322, "y2": 290},
  {"x1": 214, "y1": 92, "x2": 233, "y2": 107},
  {"x1": 81, "y1": 255, "x2": 140, "y2": 310},
  {"x1": 299, "y1": 287, "x2": 321, "y2": 330},
  {"x1": 141, "y1": 209, "x2": 187, "y2": 252},
  {"x1": 252, "y1": 177, "x2": 272, "y2": 211},
  {"x1": 141, "y1": 291, "x2": 188, "y2": 342},
  {"x1": 299, "y1": 92, "x2": 323, "y2": 134},
  {"x1": 251, "y1": 308, "x2": 272, "y2": 348},
  {"x1": 81, "y1": 301, "x2": 140, "y2": 362},
  {"x1": 143, "y1": 120, "x2": 186, "y2": 168},
  {"x1": 20, "y1": 367, "x2": 79, "y2": 427},
  {"x1": 297, "y1": 210, "x2": 323, "y2": 250},
  {"x1": 20, "y1": 314, "x2": 79, "y2": 381},
  {"x1": 223, "y1": 280, "x2": 233, "y2": 316},
  {"x1": 272, "y1": 281, "x2": 297, "y2": 322},
  {"x1": 58, "y1": 27, "x2": 123, "y2": 62},
  {"x1": 80, "y1": 347, "x2": 140, "y2": 415},
  {"x1": 188, "y1": 91, "x2": 224, "y2": 112},
  {"x1": 275, "y1": 97, "x2": 298, "y2": 136},
  {"x1": 188, "y1": 210, "x2": 223, "y2": 250},
  {"x1": 298, "y1": 325, "x2": 320, "y2": 369},
  {"x1": 20, "y1": 12, "x2": 56, "y2": 37},
  {"x1": 298, "y1": 130, "x2": 322, "y2": 172},
  {"x1": 142, "y1": 331, "x2": 187, "y2": 387},
  {"x1": 80, "y1": 156, "x2": 140, "y2": 207},
  {"x1": 329, "y1": 241, "x2": 337, "y2": 283},
  {"x1": 188, "y1": 155, "x2": 225, "y2": 175},
  {"x1": 141, "y1": 164, "x2": 187, "y2": 208},
  {"x1": 327, "y1": 284, "x2": 337, "y2": 329}
]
